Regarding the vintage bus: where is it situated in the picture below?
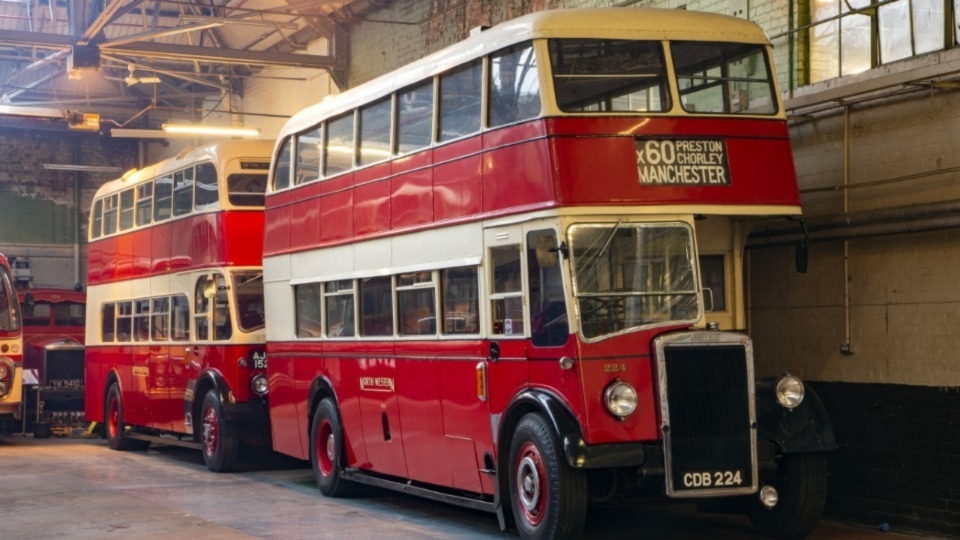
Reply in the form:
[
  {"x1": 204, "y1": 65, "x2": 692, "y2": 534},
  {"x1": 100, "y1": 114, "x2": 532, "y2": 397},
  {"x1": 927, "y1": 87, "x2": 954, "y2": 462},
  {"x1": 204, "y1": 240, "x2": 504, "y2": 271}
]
[
  {"x1": 0, "y1": 253, "x2": 23, "y2": 430},
  {"x1": 84, "y1": 140, "x2": 272, "y2": 471},
  {"x1": 263, "y1": 8, "x2": 835, "y2": 539},
  {"x1": 19, "y1": 288, "x2": 86, "y2": 434}
]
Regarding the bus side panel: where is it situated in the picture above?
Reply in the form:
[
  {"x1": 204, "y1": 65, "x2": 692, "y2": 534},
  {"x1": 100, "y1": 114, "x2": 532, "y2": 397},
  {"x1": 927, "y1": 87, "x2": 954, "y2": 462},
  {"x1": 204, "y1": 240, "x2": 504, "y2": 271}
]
[
  {"x1": 482, "y1": 138, "x2": 554, "y2": 213},
  {"x1": 387, "y1": 162, "x2": 432, "y2": 230},
  {"x1": 395, "y1": 342, "x2": 447, "y2": 488},
  {"x1": 151, "y1": 221, "x2": 172, "y2": 274},
  {"x1": 170, "y1": 217, "x2": 195, "y2": 271},
  {"x1": 287, "y1": 185, "x2": 321, "y2": 254},
  {"x1": 264, "y1": 191, "x2": 292, "y2": 257},
  {"x1": 354, "y1": 171, "x2": 393, "y2": 237},
  {"x1": 221, "y1": 211, "x2": 265, "y2": 267},
  {"x1": 87, "y1": 240, "x2": 105, "y2": 285},
  {"x1": 319, "y1": 177, "x2": 355, "y2": 245},
  {"x1": 433, "y1": 156, "x2": 482, "y2": 222},
  {"x1": 267, "y1": 345, "x2": 303, "y2": 459},
  {"x1": 319, "y1": 347, "x2": 369, "y2": 469},
  {"x1": 84, "y1": 348, "x2": 104, "y2": 422},
  {"x1": 132, "y1": 228, "x2": 152, "y2": 278}
]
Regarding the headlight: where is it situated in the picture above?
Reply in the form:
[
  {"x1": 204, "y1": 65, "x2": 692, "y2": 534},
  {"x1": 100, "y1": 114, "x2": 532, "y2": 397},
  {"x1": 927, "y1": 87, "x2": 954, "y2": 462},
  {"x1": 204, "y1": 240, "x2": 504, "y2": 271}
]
[
  {"x1": 775, "y1": 374, "x2": 805, "y2": 409},
  {"x1": 604, "y1": 381, "x2": 638, "y2": 418},
  {"x1": 0, "y1": 363, "x2": 8, "y2": 380},
  {"x1": 0, "y1": 360, "x2": 10, "y2": 398},
  {"x1": 251, "y1": 374, "x2": 269, "y2": 397}
]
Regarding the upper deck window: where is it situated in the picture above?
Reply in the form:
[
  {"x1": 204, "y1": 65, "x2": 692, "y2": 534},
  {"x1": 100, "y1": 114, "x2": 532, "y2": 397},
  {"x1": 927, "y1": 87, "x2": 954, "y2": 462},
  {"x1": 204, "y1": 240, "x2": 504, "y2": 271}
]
[
  {"x1": 550, "y1": 39, "x2": 669, "y2": 113},
  {"x1": 295, "y1": 127, "x2": 321, "y2": 186},
  {"x1": 227, "y1": 173, "x2": 267, "y2": 207},
  {"x1": 136, "y1": 183, "x2": 152, "y2": 227},
  {"x1": 154, "y1": 175, "x2": 172, "y2": 222},
  {"x1": 397, "y1": 81, "x2": 434, "y2": 154},
  {"x1": 173, "y1": 168, "x2": 194, "y2": 217},
  {"x1": 489, "y1": 42, "x2": 541, "y2": 127},
  {"x1": 194, "y1": 162, "x2": 219, "y2": 210},
  {"x1": 672, "y1": 42, "x2": 777, "y2": 115},
  {"x1": 273, "y1": 138, "x2": 293, "y2": 190},
  {"x1": 359, "y1": 98, "x2": 392, "y2": 166},
  {"x1": 325, "y1": 113, "x2": 355, "y2": 176},
  {"x1": 439, "y1": 60, "x2": 482, "y2": 142},
  {"x1": 119, "y1": 188, "x2": 135, "y2": 231}
]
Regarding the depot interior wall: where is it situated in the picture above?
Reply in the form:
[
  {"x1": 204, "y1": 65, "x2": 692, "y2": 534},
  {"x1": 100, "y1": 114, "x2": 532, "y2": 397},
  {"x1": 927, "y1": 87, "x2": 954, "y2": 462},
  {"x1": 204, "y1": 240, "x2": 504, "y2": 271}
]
[{"x1": 751, "y1": 90, "x2": 960, "y2": 387}]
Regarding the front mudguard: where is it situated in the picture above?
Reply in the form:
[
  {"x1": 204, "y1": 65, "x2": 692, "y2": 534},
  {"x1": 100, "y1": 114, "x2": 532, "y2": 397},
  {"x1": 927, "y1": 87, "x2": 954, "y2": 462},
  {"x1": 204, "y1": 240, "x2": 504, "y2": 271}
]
[{"x1": 755, "y1": 377, "x2": 836, "y2": 453}]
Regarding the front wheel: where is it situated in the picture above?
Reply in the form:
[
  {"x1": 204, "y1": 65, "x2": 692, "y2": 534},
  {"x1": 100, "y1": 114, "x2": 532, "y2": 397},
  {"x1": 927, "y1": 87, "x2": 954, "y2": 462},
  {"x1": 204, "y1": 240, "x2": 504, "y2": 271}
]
[
  {"x1": 200, "y1": 390, "x2": 239, "y2": 472},
  {"x1": 104, "y1": 383, "x2": 134, "y2": 451},
  {"x1": 747, "y1": 453, "x2": 828, "y2": 538},
  {"x1": 310, "y1": 398, "x2": 356, "y2": 497},
  {"x1": 508, "y1": 413, "x2": 587, "y2": 540}
]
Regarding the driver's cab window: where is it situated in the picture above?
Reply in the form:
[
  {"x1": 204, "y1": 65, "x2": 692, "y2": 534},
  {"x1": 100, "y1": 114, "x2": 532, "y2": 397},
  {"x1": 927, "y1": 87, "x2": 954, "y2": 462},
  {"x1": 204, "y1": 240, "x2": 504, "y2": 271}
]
[
  {"x1": 195, "y1": 273, "x2": 233, "y2": 341},
  {"x1": 489, "y1": 245, "x2": 524, "y2": 336},
  {"x1": 528, "y1": 230, "x2": 568, "y2": 347}
]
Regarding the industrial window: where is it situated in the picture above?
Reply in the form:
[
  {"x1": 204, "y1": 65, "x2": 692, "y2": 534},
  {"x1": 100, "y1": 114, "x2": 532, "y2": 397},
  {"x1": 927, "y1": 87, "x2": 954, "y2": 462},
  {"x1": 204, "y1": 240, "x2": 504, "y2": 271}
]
[{"x1": 809, "y1": 0, "x2": 948, "y2": 83}]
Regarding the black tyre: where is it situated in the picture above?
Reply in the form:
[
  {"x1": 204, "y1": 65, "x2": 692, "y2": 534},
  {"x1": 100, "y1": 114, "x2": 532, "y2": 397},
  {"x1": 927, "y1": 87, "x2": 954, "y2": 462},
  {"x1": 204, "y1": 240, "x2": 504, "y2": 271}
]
[
  {"x1": 508, "y1": 413, "x2": 588, "y2": 540},
  {"x1": 199, "y1": 390, "x2": 239, "y2": 472},
  {"x1": 310, "y1": 398, "x2": 356, "y2": 497},
  {"x1": 104, "y1": 383, "x2": 134, "y2": 451},
  {"x1": 747, "y1": 453, "x2": 828, "y2": 538}
]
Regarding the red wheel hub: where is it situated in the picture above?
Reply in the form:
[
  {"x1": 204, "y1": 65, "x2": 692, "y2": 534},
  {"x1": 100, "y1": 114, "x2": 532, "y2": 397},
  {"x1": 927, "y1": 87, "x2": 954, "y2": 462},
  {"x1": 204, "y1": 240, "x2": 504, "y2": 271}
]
[
  {"x1": 316, "y1": 418, "x2": 334, "y2": 476},
  {"x1": 202, "y1": 406, "x2": 218, "y2": 457},
  {"x1": 515, "y1": 441, "x2": 547, "y2": 526}
]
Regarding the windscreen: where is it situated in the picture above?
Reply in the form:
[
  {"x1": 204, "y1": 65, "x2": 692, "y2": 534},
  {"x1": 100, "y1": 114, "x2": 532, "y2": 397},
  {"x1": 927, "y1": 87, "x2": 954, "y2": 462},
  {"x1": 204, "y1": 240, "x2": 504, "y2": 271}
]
[{"x1": 570, "y1": 223, "x2": 699, "y2": 339}]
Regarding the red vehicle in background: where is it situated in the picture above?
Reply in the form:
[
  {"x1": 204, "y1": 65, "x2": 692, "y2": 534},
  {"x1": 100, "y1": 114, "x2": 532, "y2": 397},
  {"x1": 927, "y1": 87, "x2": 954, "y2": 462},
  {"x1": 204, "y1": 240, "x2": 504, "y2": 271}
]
[
  {"x1": 84, "y1": 140, "x2": 272, "y2": 471},
  {"x1": 18, "y1": 288, "x2": 86, "y2": 434}
]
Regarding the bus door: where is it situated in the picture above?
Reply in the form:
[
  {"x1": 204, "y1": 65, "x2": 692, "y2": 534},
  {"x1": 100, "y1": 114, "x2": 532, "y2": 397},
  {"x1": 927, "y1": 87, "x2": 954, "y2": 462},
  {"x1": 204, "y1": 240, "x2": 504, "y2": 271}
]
[
  {"x1": 187, "y1": 274, "x2": 231, "y2": 425},
  {"x1": 695, "y1": 216, "x2": 741, "y2": 331},
  {"x1": 134, "y1": 298, "x2": 169, "y2": 430},
  {"x1": 167, "y1": 294, "x2": 191, "y2": 433}
]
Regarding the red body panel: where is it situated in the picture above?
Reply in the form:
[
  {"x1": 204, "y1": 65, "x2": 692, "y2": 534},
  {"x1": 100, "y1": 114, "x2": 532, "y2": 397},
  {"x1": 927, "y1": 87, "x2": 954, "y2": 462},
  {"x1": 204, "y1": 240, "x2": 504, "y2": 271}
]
[
  {"x1": 87, "y1": 211, "x2": 263, "y2": 285},
  {"x1": 264, "y1": 117, "x2": 798, "y2": 257}
]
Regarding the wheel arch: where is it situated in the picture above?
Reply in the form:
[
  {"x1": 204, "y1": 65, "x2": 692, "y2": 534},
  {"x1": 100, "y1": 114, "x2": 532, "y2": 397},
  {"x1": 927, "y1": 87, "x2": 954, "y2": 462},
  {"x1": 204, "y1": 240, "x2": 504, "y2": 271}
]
[
  {"x1": 494, "y1": 389, "x2": 585, "y2": 527},
  {"x1": 189, "y1": 369, "x2": 229, "y2": 441},
  {"x1": 307, "y1": 376, "x2": 340, "y2": 435}
]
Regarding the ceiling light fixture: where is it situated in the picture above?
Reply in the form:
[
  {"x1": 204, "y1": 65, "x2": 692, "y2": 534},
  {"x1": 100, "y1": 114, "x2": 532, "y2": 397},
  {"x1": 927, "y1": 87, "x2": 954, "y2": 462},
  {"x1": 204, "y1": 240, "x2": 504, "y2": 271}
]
[{"x1": 161, "y1": 124, "x2": 260, "y2": 138}]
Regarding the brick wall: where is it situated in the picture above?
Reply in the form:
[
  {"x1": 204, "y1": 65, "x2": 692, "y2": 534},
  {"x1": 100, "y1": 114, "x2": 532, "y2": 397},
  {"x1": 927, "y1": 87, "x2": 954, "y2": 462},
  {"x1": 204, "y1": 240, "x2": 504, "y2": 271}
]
[{"x1": 0, "y1": 128, "x2": 137, "y2": 288}]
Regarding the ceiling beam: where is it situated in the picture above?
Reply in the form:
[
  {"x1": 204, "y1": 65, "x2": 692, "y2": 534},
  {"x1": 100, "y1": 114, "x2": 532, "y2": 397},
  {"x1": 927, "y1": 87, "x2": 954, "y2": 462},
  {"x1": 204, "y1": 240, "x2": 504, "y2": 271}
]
[{"x1": 104, "y1": 41, "x2": 337, "y2": 69}]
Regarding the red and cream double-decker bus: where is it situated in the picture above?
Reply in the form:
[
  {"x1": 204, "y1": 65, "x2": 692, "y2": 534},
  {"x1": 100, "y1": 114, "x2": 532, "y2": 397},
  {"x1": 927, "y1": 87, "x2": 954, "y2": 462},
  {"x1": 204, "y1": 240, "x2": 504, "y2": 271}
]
[
  {"x1": 0, "y1": 253, "x2": 23, "y2": 430},
  {"x1": 263, "y1": 8, "x2": 835, "y2": 539},
  {"x1": 84, "y1": 140, "x2": 272, "y2": 471}
]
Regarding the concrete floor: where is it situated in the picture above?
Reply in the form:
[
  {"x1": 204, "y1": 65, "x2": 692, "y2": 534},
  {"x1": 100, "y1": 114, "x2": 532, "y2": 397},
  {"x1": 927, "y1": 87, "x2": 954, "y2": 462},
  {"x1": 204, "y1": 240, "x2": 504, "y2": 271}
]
[{"x1": 0, "y1": 435, "x2": 941, "y2": 540}]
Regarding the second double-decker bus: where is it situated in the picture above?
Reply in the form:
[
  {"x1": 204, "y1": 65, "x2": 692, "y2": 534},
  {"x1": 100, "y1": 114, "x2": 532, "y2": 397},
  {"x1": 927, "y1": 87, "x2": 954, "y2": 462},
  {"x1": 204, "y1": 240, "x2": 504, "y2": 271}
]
[
  {"x1": 0, "y1": 253, "x2": 23, "y2": 431},
  {"x1": 263, "y1": 8, "x2": 835, "y2": 539},
  {"x1": 84, "y1": 140, "x2": 272, "y2": 471}
]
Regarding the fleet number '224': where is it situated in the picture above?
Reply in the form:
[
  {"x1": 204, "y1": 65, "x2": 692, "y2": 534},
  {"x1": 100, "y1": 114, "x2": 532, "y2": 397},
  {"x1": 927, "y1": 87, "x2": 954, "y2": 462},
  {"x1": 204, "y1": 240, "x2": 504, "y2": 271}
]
[{"x1": 682, "y1": 470, "x2": 743, "y2": 488}]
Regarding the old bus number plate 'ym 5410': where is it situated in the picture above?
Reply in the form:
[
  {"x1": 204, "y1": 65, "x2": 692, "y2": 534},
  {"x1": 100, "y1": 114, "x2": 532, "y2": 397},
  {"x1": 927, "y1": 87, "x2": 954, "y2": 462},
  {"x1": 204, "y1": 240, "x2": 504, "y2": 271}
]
[{"x1": 682, "y1": 470, "x2": 743, "y2": 489}]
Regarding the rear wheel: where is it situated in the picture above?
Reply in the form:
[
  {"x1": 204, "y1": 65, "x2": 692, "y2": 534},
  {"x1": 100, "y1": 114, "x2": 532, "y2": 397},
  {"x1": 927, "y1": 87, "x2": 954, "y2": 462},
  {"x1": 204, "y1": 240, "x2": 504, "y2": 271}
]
[
  {"x1": 200, "y1": 390, "x2": 239, "y2": 472},
  {"x1": 104, "y1": 383, "x2": 134, "y2": 451},
  {"x1": 310, "y1": 398, "x2": 356, "y2": 497},
  {"x1": 747, "y1": 453, "x2": 828, "y2": 538},
  {"x1": 508, "y1": 413, "x2": 587, "y2": 540}
]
